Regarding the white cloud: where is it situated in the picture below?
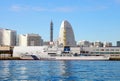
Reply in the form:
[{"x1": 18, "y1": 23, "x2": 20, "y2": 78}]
[
  {"x1": 10, "y1": 5, "x2": 21, "y2": 11},
  {"x1": 115, "y1": 0, "x2": 120, "y2": 3},
  {"x1": 10, "y1": 4, "x2": 107, "y2": 13},
  {"x1": 115, "y1": 0, "x2": 120, "y2": 4},
  {"x1": 10, "y1": 5, "x2": 29, "y2": 12},
  {"x1": 79, "y1": 5, "x2": 108, "y2": 11},
  {"x1": 10, "y1": 5, "x2": 77, "y2": 12},
  {"x1": 32, "y1": 7, "x2": 47, "y2": 12},
  {"x1": 53, "y1": 7, "x2": 77, "y2": 12},
  {"x1": 31, "y1": 6, "x2": 77, "y2": 12}
]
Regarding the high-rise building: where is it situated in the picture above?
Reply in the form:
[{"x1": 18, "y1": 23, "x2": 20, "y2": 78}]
[
  {"x1": 0, "y1": 28, "x2": 17, "y2": 46},
  {"x1": 117, "y1": 41, "x2": 120, "y2": 47},
  {"x1": 19, "y1": 34, "x2": 43, "y2": 46},
  {"x1": 58, "y1": 20, "x2": 76, "y2": 46}
]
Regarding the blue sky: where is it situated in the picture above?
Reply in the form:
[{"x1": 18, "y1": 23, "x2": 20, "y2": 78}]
[{"x1": 0, "y1": 0, "x2": 120, "y2": 45}]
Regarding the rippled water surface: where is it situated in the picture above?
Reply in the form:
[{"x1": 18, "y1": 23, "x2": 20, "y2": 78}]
[{"x1": 0, "y1": 60, "x2": 120, "y2": 81}]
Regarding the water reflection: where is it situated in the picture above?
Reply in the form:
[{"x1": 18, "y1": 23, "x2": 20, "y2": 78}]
[
  {"x1": 44, "y1": 61, "x2": 79, "y2": 80},
  {"x1": 59, "y1": 61, "x2": 80, "y2": 80},
  {"x1": 0, "y1": 61, "x2": 11, "y2": 80},
  {"x1": 0, "y1": 61, "x2": 120, "y2": 80},
  {"x1": 19, "y1": 67, "x2": 27, "y2": 74}
]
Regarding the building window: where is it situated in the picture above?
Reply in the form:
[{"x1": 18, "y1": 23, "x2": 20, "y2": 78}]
[
  {"x1": 110, "y1": 49, "x2": 114, "y2": 51},
  {"x1": 101, "y1": 49, "x2": 104, "y2": 51},
  {"x1": 105, "y1": 49, "x2": 109, "y2": 51},
  {"x1": 96, "y1": 49, "x2": 99, "y2": 51},
  {"x1": 95, "y1": 52, "x2": 100, "y2": 54},
  {"x1": 93, "y1": 49, "x2": 96, "y2": 51},
  {"x1": 105, "y1": 52, "x2": 110, "y2": 54},
  {"x1": 115, "y1": 49, "x2": 119, "y2": 51}
]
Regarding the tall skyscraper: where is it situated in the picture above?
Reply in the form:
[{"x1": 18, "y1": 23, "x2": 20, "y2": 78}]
[
  {"x1": 19, "y1": 34, "x2": 43, "y2": 46},
  {"x1": 58, "y1": 20, "x2": 76, "y2": 46},
  {"x1": 0, "y1": 28, "x2": 16, "y2": 46},
  {"x1": 50, "y1": 21, "x2": 53, "y2": 42}
]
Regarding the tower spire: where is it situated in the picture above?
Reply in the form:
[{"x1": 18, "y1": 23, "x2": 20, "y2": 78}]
[{"x1": 50, "y1": 20, "x2": 53, "y2": 42}]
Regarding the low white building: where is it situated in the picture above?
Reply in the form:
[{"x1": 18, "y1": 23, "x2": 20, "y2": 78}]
[
  {"x1": 103, "y1": 42, "x2": 112, "y2": 47},
  {"x1": 94, "y1": 41, "x2": 103, "y2": 47},
  {"x1": 77, "y1": 40, "x2": 90, "y2": 47}
]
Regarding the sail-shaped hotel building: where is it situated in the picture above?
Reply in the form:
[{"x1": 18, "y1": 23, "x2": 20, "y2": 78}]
[{"x1": 58, "y1": 20, "x2": 76, "y2": 46}]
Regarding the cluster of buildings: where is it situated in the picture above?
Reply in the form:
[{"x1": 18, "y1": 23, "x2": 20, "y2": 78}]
[
  {"x1": 0, "y1": 28, "x2": 43, "y2": 46},
  {"x1": 0, "y1": 20, "x2": 120, "y2": 48},
  {"x1": 0, "y1": 20, "x2": 120, "y2": 47},
  {"x1": 1, "y1": 20, "x2": 120, "y2": 59},
  {"x1": 77, "y1": 40, "x2": 113, "y2": 47}
]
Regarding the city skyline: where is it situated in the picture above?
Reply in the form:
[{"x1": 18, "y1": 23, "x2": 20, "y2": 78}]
[{"x1": 0, "y1": 0, "x2": 120, "y2": 45}]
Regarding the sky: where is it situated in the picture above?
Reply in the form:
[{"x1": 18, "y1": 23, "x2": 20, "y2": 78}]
[{"x1": 0, "y1": 0, "x2": 120, "y2": 45}]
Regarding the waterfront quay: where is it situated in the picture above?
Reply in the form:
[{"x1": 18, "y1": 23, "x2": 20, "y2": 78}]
[{"x1": 0, "y1": 46, "x2": 120, "y2": 60}]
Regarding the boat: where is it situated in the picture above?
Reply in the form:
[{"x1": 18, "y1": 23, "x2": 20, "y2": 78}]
[
  {"x1": 39, "y1": 46, "x2": 110, "y2": 60},
  {"x1": 19, "y1": 46, "x2": 110, "y2": 60}
]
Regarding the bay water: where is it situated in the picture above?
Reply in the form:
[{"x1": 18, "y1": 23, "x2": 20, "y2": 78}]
[{"x1": 0, "y1": 60, "x2": 120, "y2": 81}]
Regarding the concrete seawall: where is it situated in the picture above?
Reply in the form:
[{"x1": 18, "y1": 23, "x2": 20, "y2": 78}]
[{"x1": 0, "y1": 57, "x2": 120, "y2": 60}]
